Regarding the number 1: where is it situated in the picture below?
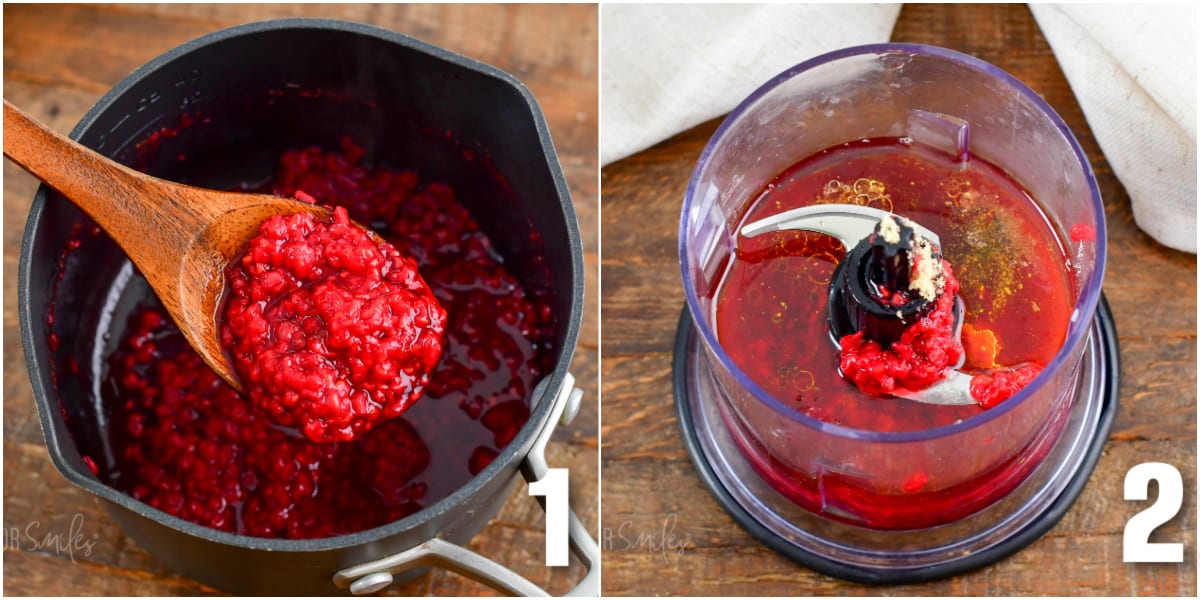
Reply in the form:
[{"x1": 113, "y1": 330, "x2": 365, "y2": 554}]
[{"x1": 529, "y1": 468, "x2": 569, "y2": 567}]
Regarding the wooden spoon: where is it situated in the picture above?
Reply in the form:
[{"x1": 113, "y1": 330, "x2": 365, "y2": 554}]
[{"x1": 4, "y1": 98, "x2": 332, "y2": 392}]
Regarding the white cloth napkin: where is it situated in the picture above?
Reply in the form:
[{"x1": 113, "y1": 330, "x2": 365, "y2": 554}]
[
  {"x1": 600, "y1": 4, "x2": 901, "y2": 165},
  {"x1": 602, "y1": 4, "x2": 1197, "y2": 253},
  {"x1": 1030, "y1": 4, "x2": 1196, "y2": 253}
]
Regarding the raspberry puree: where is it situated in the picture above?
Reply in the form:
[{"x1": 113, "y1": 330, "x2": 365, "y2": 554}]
[
  {"x1": 836, "y1": 248, "x2": 1040, "y2": 407},
  {"x1": 837, "y1": 259, "x2": 963, "y2": 397},
  {"x1": 221, "y1": 206, "x2": 446, "y2": 443},
  {"x1": 102, "y1": 139, "x2": 553, "y2": 538}
]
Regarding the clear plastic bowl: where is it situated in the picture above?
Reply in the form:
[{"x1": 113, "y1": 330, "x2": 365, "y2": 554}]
[{"x1": 679, "y1": 44, "x2": 1105, "y2": 531}]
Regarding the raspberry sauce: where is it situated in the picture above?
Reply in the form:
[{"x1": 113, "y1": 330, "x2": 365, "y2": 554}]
[
  {"x1": 221, "y1": 206, "x2": 446, "y2": 443},
  {"x1": 712, "y1": 138, "x2": 1075, "y2": 529},
  {"x1": 716, "y1": 138, "x2": 1073, "y2": 432},
  {"x1": 837, "y1": 259, "x2": 963, "y2": 397},
  {"x1": 103, "y1": 140, "x2": 553, "y2": 538}
]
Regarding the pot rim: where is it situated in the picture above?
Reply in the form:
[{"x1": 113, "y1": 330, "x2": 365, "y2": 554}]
[{"x1": 18, "y1": 17, "x2": 584, "y2": 553}]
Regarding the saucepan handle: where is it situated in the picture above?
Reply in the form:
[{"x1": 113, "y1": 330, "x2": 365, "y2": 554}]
[{"x1": 332, "y1": 372, "x2": 599, "y2": 596}]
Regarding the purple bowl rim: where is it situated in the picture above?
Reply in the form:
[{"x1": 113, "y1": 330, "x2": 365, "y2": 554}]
[{"x1": 678, "y1": 42, "x2": 1107, "y2": 444}]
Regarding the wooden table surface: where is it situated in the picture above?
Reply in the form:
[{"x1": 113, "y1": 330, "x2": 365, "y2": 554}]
[
  {"x1": 601, "y1": 4, "x2": 1196, "y2": 596},
  {"x1": 3, "y1": 4, "x2": 597, "y2": 596}
]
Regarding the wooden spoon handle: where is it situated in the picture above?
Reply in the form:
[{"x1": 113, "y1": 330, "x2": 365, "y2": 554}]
[{"x1": 3, "y1": 99, "x2": 203, "y2": 267}]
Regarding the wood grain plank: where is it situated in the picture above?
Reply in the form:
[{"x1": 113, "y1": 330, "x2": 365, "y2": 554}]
[
  {"x1": 600, "y1": 532, "x2": 1191, "y2": 596},
  {"x1": 3, "y1": 4, "x2": 223, "y2": 93},
  {"x1": 3, "y1": 549, "x2": 221, "y2": 596},
  {"x1": 1111, "y1": 336, "x2": 1196, "y2": 442},
  {"x1": 601, "y1": 440, "x2": 1194, "y2": 596}
]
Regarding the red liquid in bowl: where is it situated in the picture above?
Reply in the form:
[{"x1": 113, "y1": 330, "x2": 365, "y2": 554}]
[
  {"x1": 712, "y1": 138, "x2": 1075, "y2": 528},
  {"x1": 103, "y1": 140, "x2": 554, "y2": 538}
]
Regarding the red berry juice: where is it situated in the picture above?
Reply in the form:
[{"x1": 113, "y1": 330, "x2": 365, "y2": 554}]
[{"x1": 713, "y1": 137, "x2": 1075, "y2": 528}]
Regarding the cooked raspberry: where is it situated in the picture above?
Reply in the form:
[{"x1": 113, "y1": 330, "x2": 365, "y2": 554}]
[
  {"x1": 221, "y1": 207, "x2": 446, "y2": 442},
  {"x1": 468, "y1": 446, "x2": 499, "y2": 475}
]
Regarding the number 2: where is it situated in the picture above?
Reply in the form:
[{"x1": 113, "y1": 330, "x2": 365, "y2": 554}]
[{"x1": 1123, "y1": 462, "x2": 1183, "y2": 563}]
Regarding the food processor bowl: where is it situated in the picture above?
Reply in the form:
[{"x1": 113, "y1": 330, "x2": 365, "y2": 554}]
[
  {"x1": 676, "y1": 44, "x2": 1114, "y2": 582},
  {"x1": 18, "y1": 19, "x2": 597, "y2": 596}
]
